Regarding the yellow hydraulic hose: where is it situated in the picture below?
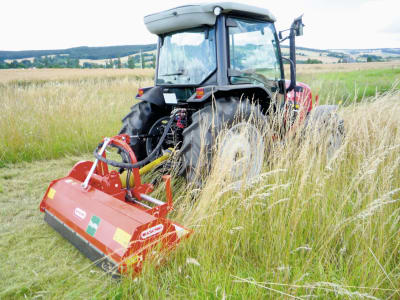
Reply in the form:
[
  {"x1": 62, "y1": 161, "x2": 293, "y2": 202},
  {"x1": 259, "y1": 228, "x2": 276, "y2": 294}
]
[{"x1": 120, "y1": 149, "x2": 173, "y2": 188}]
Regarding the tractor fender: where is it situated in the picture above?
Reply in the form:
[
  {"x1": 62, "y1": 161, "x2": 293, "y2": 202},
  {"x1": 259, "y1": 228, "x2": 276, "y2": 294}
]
[
  {"x1": 187, "y1": 84, "x2": 272, "y2": 103},
  {"x1": 286, "y1": 81, "x2": 313, "y2": 113},
  {"x1": 135, "y1": 86, "x2": 166, "y2": 107},
  {"x1": 303, "y1": 105, "x2": 345, "y2": 158},
  {"x1": 307, "y1": 105, "x2": 338, "y2": 122},
  {"x1": 187, "y1": 84, "x2": 273, "y2": 111},
  {"x1": 304, "y1": 105, "x2": 343, "y2": 132}
]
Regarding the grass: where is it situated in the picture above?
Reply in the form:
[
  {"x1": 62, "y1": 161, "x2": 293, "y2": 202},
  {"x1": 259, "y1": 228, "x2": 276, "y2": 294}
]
[
  {"x1": 0, "y1": 63, "x2": 399, "y2": 166},
  {"x1": 0, "y1": 72, "x2": 153, "y2": 166},
  {"x1": 0, "y1": 65, "x2": 399, "y2": 299},
  {"x1": 0, "y1": 68, "x2": 154, "y2": 84},
  {"x1": 298, "y1": 67, "x2": 400, "y2": 104}
]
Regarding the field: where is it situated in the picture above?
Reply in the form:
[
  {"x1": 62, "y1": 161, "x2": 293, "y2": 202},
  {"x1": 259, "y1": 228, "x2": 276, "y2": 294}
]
[{"x1": 0, "y1": 63, "x2": 399, "y2": 299}]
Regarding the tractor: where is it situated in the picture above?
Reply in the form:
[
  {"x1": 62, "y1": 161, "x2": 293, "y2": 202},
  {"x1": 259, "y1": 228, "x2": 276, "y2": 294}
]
[
  {"x1": 120, "y1": 2, "x2": 343, "y2": 184},
  {"x1": 39, "y1": 2, "x2": 344, "y2": 277}
]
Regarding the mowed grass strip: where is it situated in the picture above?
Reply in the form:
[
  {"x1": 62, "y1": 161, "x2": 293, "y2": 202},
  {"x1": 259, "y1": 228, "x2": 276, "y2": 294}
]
[{"x1": 0, "y1": 74, "x2": 152, "y2": 166}]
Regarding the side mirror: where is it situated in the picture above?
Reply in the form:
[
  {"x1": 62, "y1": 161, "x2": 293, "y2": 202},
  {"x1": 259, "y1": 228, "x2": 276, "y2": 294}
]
[{"x1": 292, "y1": 15, "x2": 304, "y2": 36}]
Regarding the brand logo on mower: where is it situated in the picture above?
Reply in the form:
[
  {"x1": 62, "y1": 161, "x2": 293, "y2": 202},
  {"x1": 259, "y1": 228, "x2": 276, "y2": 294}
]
[
  {"x1": 140, "y1": 224, "x2": 164, "y2": 240},
  {"x1": 74, "y1": 208, "x2": 87, "y2": 220}
]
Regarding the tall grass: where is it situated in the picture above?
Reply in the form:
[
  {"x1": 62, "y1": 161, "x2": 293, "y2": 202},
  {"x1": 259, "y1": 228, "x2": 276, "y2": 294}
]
[
  {"x1": 115, "y1": 90, "x2": 399, "y2": 299},
  {"x1": 0, "y1": 75, "x2": 152, "y2": 166},
  {"x1": 0, "y1": 68, "x2": 399, "y2": 299}
]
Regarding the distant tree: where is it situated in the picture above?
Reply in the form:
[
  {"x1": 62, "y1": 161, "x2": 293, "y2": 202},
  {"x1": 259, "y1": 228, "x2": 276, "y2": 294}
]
[
  {"x1": 20, "y1": 60, "x2": 31, "y2": 68},
  {"x1": 151, "y1": 54, "x2": 156, "y2": 68},
  {"x1": 112, "y1": 59, "x2": 119, "y2": 68},
  {"x1": 116, "y1": 57, "x2": 122, "y2": 69},
  {"x1": 305, "y1": 58, "x2": 323, "y2": 64},
  {"x1": 9, "y1": 60, "x2": 21, "y2": 68},
  {"x1": 365, "y1": 55, "x2": 382, "y2": 62},
  {"x1": 0, "y1": 59, "x2": 7, "y2": 69},
  {"x1": 127, "y1": 56, "x2": 135, "y2": 69},
  {"x1": 106, "y1": 59, "x2": 113, "y2": 69},
  {"x1": 43, "y1": 56, "x2": 50, "y2": 68},
  {"x1": 140, "y1": 49, "x2": 145, "y2": 69}
]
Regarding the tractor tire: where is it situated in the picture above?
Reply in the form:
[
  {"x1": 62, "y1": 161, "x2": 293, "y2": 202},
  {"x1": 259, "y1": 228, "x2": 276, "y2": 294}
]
[
  {"x1": 180, "y1": 98, "x2": 266, "y2": 185},
  {"x1": 304, "y1": 105, "x2": 345, "y2": 158},
  {"x1": 119, "y1": 101, "x2": 164, "y2": 161}
]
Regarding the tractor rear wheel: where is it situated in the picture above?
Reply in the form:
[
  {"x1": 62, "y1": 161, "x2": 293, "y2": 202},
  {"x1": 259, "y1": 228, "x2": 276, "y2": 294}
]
[
  {"x1": 180, "y1": 98, "x2": 266, "y2": 185},
  {"x1": 119, "y1": 101, "x2": 164, "y2": 161}
]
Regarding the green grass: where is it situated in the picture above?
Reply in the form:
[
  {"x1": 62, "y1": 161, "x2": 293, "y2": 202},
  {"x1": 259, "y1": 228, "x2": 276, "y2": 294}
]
[
  {"x1": 1, "y1": 66, "x2": 399, "y2": 167},
  {"x1": 0, "y1": 76, "x2": 150, "y2": 167},
  {"x1": 298, "y1": 68, "x2": 400, "y2": 104}
]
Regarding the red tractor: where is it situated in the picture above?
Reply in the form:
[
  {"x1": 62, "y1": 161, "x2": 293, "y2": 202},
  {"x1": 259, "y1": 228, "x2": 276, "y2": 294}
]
[{"x1": 120, "y1": 2, "x2": 344, "y2": 183}]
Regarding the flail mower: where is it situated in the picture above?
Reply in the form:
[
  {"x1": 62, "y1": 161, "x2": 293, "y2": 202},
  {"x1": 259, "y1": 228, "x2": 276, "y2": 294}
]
[
  {"x1": 40, "y1": 133, "x2": 191, "y2": 277},
  {"x1": 40, "y1": 2, "x2": 343, "y2": 277}
]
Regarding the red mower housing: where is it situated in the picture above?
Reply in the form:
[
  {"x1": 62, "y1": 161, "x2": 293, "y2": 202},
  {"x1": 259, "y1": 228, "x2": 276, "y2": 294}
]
[{"x1": 39, "y1": 135, "x2": 191, "y2": 277}]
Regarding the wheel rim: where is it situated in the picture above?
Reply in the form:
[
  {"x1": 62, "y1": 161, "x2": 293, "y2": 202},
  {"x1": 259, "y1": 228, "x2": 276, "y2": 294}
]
[
  {"x1": 146, "y1": 116, "x2": 174, "y2": 156},
  {"x1": 217, "y1": 122, "x2": 264, "y2": 185}
]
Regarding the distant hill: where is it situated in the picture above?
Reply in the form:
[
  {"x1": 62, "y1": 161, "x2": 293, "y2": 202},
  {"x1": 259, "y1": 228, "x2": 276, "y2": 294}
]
[
  {"x1": 1, "y1": 44, "x2": 399, "y2": 69},
  {"x1": 0, "y1": 44, "x2": 157, "y2": 60},
  {"x1": 329, "y1": 48, "x2": 400, "y2": 55}
]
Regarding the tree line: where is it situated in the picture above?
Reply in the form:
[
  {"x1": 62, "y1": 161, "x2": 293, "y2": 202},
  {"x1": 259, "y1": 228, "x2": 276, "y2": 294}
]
[
  {"x1": 0, "y1": 52, "x2": 157, "y2": 69},
  {"x1": 0, "y1": 44, "x2": 157, "y2": 60}
]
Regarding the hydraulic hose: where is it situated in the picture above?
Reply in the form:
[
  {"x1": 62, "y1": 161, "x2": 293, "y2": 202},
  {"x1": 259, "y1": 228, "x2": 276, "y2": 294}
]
[{"x1": 93, "y1": 112, "x2": 176, "y2": 169}]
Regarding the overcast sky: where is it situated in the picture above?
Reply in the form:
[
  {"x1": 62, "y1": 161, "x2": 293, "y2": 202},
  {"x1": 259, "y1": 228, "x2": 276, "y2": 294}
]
[{"x1": 1, "y1": 0, "x2": 399, "y2": 51}]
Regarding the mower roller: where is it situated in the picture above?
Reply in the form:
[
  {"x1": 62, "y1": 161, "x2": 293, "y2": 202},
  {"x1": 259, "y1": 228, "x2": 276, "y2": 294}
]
[{"x1": 39, "y1": 134, "x2": 191, "y2": 277}]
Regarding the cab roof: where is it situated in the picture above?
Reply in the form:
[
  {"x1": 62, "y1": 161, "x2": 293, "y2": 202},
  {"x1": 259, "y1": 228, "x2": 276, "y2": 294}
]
[{"x1": 144, "y1": 2, "x2": 276, "y2": 35}]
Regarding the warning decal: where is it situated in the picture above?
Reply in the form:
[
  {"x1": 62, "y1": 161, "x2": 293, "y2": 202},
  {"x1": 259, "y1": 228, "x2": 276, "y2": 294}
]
[
  {"x1": 113, "y1": 228, "x2": 131, "y2": 248},
  {"x1": 125, "y1": 254, "x2": 142, "y2": 266},
  {"x1": 47, "y1": 188, "x2": 56, "y2": 199},
  {"x1": 86, "y1": 215, "x2": 101, "y2": 237}
]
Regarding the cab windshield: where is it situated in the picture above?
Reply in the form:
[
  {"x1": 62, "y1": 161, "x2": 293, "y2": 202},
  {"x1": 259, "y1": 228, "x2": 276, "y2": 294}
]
[
  {"x1": 228, "y1": 18, "x2": 281, "y2": 85},
  {"x1": 157, "y1": 27, "x2": 216, "y2": 85}
]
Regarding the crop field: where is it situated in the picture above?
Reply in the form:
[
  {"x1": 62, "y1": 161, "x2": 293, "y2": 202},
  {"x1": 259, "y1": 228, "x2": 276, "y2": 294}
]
[{"x1": 0, "y1": 62, "x2": 399, "y2": 299}]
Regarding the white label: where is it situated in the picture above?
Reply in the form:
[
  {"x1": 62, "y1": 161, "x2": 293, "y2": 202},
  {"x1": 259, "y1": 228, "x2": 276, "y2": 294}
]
[
  {"x1": 74, "y1": 208, "x2": 87, "y2": 220},
  {"x1": 140, "y1": 224, "x2": 164, "y2": 240},
  {"x1": 163, "y1": 93, "x2": 177, "y2": 104},
  {"x1": 173, "y1": 224, "x2": 189, "y2": 239}
]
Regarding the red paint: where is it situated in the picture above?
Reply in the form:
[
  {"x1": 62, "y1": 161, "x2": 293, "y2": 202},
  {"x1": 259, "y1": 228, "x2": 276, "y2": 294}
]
[{"x1": 285, "y1": 80, "x2": 313, "y2": 113}]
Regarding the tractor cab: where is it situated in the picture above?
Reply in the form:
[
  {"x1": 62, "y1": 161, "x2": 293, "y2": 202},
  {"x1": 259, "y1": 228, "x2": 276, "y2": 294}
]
[{"x1": 140, "y1": 2, "x2": 297, "y2": 109}]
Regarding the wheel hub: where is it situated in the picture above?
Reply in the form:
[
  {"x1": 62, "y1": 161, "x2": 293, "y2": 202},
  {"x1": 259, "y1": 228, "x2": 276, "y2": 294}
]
[{"x1": 218, "y1": 122, "x2": 264, "y2": 185}]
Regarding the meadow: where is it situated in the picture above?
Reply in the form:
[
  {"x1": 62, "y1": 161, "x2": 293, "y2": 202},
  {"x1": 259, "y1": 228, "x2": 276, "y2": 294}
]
[{"x1": 0, "y1": 63, "x2": 399, "y2": 299}]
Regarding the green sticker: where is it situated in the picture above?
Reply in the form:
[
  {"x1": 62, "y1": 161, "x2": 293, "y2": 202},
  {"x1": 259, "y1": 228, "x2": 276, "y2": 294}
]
[{"x1": 86, "y1": 215, "x2": 101, "y2": 236}]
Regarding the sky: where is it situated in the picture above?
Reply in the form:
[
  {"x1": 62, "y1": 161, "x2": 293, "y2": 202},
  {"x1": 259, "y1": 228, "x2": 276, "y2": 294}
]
[{"x1": 1, "y1": 0, "x2": 399, "y2": 51}]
